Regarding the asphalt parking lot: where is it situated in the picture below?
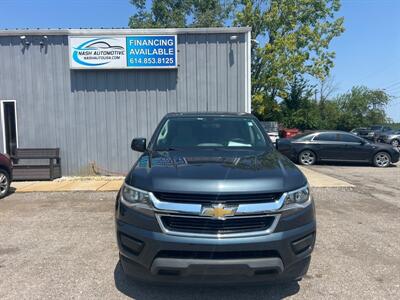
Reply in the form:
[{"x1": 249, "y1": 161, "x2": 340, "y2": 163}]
[{"x1": 0, "y1": 164, "x2": 399, "y2": 299}]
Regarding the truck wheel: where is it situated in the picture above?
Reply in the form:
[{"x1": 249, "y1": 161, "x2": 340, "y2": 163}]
[
  {"x1": 391, "y1": 139, "x2": 399, "y2": 148},
  {"x1": 0, "y1": 170, "x2": 10, "y2": 199},
  {"x1": 373, "y1": 152, "x2": 391, "y2": 168},
  {"x1": 298, "y1": 150, "x2": 317, "y2": 166}
]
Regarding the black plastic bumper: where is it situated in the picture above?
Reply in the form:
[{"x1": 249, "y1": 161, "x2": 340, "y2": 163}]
[
  {"x1": 151, "y1": 257, "x2": 284, "y2": 276},
  {"x1": 116, "y1": 216, "x2": 316, "y2": 284},
  {"x1": 392, "y1": 151, "x2": 400, "y2": 163},
  {"x1": 120, "y1": 254, "x2": 311, "y2": 285}
]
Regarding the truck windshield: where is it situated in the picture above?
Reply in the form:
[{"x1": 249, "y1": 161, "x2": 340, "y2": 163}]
[{"x1": 154, "y1": 117, "x2": 268, "y2": 150}]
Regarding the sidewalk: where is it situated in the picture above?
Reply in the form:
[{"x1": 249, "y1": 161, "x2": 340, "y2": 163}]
[
  {"x1": 11, "y1": 178, "x2": 124, "y2": 193},
  {"x1": 10, "y1": 167, "x2": 353, "y2": 193},
  {"x1": 297, "y1": 166, "x2": 354, "y2": 188}
]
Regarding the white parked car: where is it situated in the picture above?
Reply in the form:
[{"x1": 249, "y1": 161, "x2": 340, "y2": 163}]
[
  {"x1": 267, "y1": 132, "x2": 280, "y2": 144},
  {"x1": 261, "y1": 121, "x2": 279, "y2": 144}
]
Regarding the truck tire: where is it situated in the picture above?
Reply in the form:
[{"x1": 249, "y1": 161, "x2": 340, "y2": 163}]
[
  {"x1": 0, "y1": 170, "x2": 10, "y2": 199},
  {"x1": 373, "y1": 152, "x2": 391, "y2": 168},
  {"x1": 391, "y1": 139, "x2": 399, "y2": 148}
]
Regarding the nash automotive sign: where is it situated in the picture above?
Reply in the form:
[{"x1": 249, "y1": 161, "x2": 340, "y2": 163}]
[{"x1": 68, "y1": 35, "x2": 177, "y2": 69}]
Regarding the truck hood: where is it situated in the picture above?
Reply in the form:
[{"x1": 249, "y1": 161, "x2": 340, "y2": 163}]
[{"x1": 126, "y1": 149, "x2": 307, "y2": 194}]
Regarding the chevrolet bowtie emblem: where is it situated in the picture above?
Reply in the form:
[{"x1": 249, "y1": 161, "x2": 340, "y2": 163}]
[{"x1": 201, "y1": 204, "x2": 238, "y2": 219}]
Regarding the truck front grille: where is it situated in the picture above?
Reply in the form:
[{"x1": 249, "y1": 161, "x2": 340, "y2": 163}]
[
  {"x1": 159, "y1": 215, "x2": 276, "y2": 236},
  {"x1": 153, "y1": 192, "x2": 282, "y2": 204}
]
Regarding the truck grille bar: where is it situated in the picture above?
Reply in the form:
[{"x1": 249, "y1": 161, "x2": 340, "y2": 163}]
[
  {"x1": 153, "y1": 192, "x2": 282, "y2": 204},
  {"x1": 156, "y1": 214, "x2": 280, "y2": 238}
]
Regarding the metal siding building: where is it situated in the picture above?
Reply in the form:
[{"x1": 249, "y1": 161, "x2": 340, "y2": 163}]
[{"x1": 0, "y1": 28, "x2": 251, "y2": 175}]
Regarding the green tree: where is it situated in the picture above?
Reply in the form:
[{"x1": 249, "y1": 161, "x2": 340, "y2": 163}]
[
  {"x1": 335, "y1": 86, "x2": 391, "y2": 131},
  {"x1": 192, "y1": 0, "x2": 236, "y2": 27},
  {"x1": 128, "y1": 0, "x2": 236, "y2": 28},
  {"x1": 280, "y1": 76, "x2": 320, "y2": 130},
  {"x1": 318, "y1": 100, "x2": 341, "y2": 129},
  {"x1": 234, "y1": 0, "x2": 344, "y2": 120}
]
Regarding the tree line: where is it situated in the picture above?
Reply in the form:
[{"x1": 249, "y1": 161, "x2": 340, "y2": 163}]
[
  {"x1": 266, "y1": 76, "x2": 391, "y2": 131},
  {"x1": 129, "y1": 0, "x2": 393, "y2": 131}
]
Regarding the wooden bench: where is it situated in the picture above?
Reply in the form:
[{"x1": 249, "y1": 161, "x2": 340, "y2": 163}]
[{"x1": 12, "y1": 148, "x2": 61, "y2": 181}]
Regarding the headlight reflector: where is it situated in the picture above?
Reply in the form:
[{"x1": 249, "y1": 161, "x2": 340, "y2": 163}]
[
  {"x1": 283, "y1": 185, "x2": 311, "y2": 209},
  {"x1": 121, "y1": 184, "x2": 152, "y2": 208}
]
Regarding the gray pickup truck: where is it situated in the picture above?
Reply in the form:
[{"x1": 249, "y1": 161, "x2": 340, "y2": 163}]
[
  {"x1": 353, "y1": 125, "x2": 393, "y2": 142},
  {"x1": 379, "y1": 130, "x2": 400, "y2": 147},
  {"x1": 115, "y1": 113, "x2": 316, "y2": 285}
]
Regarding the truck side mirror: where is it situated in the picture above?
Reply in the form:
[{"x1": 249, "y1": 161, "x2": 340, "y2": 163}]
[{"x1": 131, "y1": 138, "x2": 146, "y2": 152}]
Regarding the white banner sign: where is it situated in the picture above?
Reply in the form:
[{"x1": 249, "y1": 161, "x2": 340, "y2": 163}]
[{"x1": 68, "y1": 35, "x2": 177, "y2": 69}]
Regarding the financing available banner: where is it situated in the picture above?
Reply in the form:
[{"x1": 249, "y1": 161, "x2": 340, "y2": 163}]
[{"x1": 69, "y1": 35, "x2": 177, "y2": 69}]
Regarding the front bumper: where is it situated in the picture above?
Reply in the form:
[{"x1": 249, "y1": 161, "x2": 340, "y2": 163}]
[
  {"x1": 391, "y1": 150, "x2": 400, "y2": 163},
  {"x1": 116, "y1": 205, "x2": 316, "y2": 284}
]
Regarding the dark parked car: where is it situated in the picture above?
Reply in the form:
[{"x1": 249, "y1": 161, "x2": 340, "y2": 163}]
[
  {"x1": 0, "y1": 153, "x2": 13, "y2": 198},
  {"x1": 353, "y1": 125, "x2": 393, "y2": 142},
  {"x1": 379, "y1": 130, "x2": 400, "y2": 147},
  {"x1": 350, "y1": 127, "x2": 368, "y2": 135},
  {"x1": 116, "y1": 113, "x2": 316, "y2": 285},
  {"x1": 277, "y1": 131, "x2": 399, "y2": 167}
]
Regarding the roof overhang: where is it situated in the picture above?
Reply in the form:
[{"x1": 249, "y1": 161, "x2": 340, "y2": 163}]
[{"x1": 0, "y1": 27, "x2": 251, "y2": 36}]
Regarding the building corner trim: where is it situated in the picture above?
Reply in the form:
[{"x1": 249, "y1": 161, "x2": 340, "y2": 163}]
[{"x1": 245, "y1": 31, "x2": 252, "y2": 113}]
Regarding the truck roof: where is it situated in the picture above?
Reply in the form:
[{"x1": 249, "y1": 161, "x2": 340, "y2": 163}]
[{"x1": 164, "y1": 112, "x2": 253, "y2": 118}]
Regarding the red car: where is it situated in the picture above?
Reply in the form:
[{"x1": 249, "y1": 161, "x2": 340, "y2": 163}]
[
  {"x1": 280, "y1": 128, "x2": 300, "y2": 138},
  {"x1": 0, "y1": 153, "x2": 12, "y2": 198}
]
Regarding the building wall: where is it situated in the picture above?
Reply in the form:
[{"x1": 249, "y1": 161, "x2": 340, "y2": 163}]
[{"x1": 0, "y1": 29, "x2": 250, "y2": 175}]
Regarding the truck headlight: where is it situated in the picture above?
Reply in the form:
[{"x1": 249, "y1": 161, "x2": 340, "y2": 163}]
[
  {"x1": 121, "y1": 184, "x2": 153, "y2": 209},
  {"x1": 282, "y1": 185, "x2": 311, "y2": 209}
]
